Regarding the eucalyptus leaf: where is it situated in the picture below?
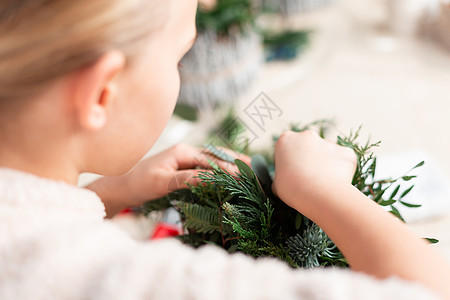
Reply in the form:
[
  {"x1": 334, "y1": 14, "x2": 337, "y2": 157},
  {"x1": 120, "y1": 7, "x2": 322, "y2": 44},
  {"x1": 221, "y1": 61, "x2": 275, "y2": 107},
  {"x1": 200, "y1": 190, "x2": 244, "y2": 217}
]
[
  {"x1": 235, "y1": 159, "x2": 254, "y2": 179},
  {"x1": 251, "y1": 154, "x2": 272, "y2": 186}
]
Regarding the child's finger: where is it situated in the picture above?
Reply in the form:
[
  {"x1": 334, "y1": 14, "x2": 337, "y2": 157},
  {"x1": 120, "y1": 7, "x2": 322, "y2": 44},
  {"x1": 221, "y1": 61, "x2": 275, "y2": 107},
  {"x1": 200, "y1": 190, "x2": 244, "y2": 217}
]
[
  {"x1": 167, "y1": 170, "x2": 199, "y2": 192},
  {"x1": 168, "y1": 144, "x2": 234, "y2": 172},
  {"x1": 166, "y1": 169, "x2": 216, "y2": 192},
  {"x1": 170, "y1": 144, "x2": 244, "y2": 175}
]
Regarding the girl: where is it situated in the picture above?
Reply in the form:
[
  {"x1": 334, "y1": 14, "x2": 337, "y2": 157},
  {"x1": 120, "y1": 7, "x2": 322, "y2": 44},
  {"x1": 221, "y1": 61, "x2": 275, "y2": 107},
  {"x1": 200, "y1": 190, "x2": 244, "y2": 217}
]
[{"x1": 0, "y1": 0, "x2": 449, "y2": 299}]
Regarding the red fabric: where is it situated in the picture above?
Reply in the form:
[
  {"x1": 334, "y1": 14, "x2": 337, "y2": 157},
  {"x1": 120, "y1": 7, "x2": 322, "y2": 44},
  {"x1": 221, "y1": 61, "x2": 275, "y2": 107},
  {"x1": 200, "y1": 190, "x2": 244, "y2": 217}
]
[
  {"x1": 119, "y1": 208, "x2": 133, "y2": 215},
  {"x1": 151, "y1": 223, "x2": 182, "y2": 240}
]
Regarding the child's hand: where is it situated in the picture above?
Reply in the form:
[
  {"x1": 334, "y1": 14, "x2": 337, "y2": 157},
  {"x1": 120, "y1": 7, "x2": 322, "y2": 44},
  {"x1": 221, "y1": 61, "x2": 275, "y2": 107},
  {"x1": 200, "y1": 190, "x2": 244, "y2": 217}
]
[
  {"x1": 124, "y1": 144, "x2": 246, "y2": 203},
  {"x1": 273, "y1": 131, "x2": 450, "y2": 299},
  {"x1": 272, "y1": 130, "x2": 357, "y2": 215},
  {"x1": 87, "y1": 144, "x2": 248, "y2": 217}
]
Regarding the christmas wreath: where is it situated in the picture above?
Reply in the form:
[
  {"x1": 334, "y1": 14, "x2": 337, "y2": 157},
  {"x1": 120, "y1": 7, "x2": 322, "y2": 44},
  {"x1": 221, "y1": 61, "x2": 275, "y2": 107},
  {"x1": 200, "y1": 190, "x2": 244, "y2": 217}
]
[{"x1": 143, "y1": 119, "x2": 435, "y2": 269}]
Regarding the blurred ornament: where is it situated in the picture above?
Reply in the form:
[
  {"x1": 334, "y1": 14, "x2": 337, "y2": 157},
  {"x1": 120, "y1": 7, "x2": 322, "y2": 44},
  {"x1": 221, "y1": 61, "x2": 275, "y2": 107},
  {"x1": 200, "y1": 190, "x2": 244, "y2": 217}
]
[{"x1": 150, "y1": 208, "x2": 183, "y2": 240}]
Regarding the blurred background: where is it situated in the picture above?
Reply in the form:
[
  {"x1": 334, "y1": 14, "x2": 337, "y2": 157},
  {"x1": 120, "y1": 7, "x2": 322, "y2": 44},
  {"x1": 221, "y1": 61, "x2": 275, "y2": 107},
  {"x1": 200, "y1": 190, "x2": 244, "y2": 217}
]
[{"x1": 81, "y1": 0, "x2": 450, "y2": 261}]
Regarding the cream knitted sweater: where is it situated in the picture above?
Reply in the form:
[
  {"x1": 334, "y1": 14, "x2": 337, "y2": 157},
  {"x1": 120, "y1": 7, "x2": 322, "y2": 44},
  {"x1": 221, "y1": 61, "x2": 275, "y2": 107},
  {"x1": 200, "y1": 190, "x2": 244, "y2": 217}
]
[{"x1": 0, "y1": 168, "x2": 441, "y2": 300}]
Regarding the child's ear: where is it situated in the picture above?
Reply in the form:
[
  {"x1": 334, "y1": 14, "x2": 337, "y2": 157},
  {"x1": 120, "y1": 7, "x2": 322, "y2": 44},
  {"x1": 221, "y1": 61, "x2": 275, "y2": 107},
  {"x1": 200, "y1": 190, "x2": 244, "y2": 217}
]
[{"x1": 70, "y1": 51, "x2": 126, "y2": 131}]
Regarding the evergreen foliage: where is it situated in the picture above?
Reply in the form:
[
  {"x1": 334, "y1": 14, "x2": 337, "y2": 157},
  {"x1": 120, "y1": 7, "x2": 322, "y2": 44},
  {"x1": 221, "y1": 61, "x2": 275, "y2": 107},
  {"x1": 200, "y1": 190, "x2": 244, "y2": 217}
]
[
  {"x1": 143, "y1": 120, "x2": 434, "y2": 269},
  {"x1": 194, "y1": 0, "x2": 311, "y2": 61},
  {"x1": 196, "y1": 0, "x2": 256, "y2": 35},
  {"x1": 336, "y1": 127, "x2": 424, "y2": 222},
  {"x1": 286, "y1": 224, "x2": 342, "y2": 268},
  {"x1": 264, "y1": 30, "x2": 311, "y2": 61}
]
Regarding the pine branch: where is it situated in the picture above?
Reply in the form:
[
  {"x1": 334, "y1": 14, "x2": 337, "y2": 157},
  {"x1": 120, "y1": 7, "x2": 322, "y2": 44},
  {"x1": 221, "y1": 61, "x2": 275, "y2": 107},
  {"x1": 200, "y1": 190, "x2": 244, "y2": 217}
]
[
  {"x1": 175, "y1": 201, "x2": 221, "y2": 234},
  {"x1": 286, "y1": 224, "x2": 341, "y2": 268},
  {"x1": 197, "y1": 161, "x2": 266, "y2": 210},
  {"x1": 142, "y1": 197, "x2": 172, "y2": 215},
  {"x1": 142, "y1": 120, "x2": 434, "y2": 270}
]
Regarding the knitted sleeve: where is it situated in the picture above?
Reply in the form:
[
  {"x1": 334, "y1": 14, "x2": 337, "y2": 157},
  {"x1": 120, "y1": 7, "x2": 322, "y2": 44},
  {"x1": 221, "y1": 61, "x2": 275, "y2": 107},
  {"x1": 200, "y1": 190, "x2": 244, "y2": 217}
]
[
  {"x1": 0, "y1": 169, "x2": 440, "y2": 299},
  {"x1": 21, "y1": 221, "x2": 436, "y2": 300}
]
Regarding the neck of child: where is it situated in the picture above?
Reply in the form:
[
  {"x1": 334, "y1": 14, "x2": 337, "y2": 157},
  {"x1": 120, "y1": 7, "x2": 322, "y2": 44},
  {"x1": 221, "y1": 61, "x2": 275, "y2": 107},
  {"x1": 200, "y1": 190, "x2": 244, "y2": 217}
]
[
  {"x1": 0, "y1": 93, "x2": 82, "y2": 185},
  {"x1": 0, "y1": 143, "x2": 80, "y2": 185}
]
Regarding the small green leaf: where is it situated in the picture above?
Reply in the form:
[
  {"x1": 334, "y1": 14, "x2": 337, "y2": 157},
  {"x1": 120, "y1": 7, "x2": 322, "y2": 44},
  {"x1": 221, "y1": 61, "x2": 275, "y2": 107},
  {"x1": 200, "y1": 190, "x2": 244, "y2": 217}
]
[
  {"x1": 424, "y1": 238, "x2": 439, "y2": 244},
  {"x1": 295, "y1": 213, "x2": 303, "y2": 230},
  {"x1": 251, "y1": 155, "x2": 272, "y2": 186},
  {"x1": 374, "y1": 191, "x2": 384, "y2": 202},
  {"x1": 379, "y1": 199, "x2": 396, "y2": 206},
  {"x1": 227, "y1": 244, "x2": 239, "y2": 253},
  {"x1": 235, "y1": 158, "x2": 266, "y2": 197},
  {"x1": 173, "y1": 103, "x2": 198, "y2": 121},
  {"x1": 413, "y1": 161, "x2": 425, "y2": 169},
  {"x1": 402, "y1": 176, "x2": 417, "y2": 181},
  {"x1": 235, "y1": 159, "x2": 255, "y2": 179},
  {"x1": 389, "y1": 206, "x2": 405, "y2": 222},
  {"x1": 400, "y1": 185, "x2": 414, "y2": 199},
  {"x1": 319, "y1": 127, "x2": 325, "y2": 138},
  {"x1": 389, "y1": 185, "x2": 400, "y2": 199},
  {"x1": 399, "y1": 201, "x2": 422, "y2": 208},
  {"x1": 370, "y1": 158, "x2": 377, "y2": 177}
]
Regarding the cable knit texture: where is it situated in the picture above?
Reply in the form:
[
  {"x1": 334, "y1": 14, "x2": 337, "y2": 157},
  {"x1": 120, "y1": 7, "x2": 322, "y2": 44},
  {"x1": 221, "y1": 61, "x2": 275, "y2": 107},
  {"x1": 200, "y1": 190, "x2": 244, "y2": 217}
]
[{"x1": 0, "y1": 168, "x2": 442, "y2": 299}]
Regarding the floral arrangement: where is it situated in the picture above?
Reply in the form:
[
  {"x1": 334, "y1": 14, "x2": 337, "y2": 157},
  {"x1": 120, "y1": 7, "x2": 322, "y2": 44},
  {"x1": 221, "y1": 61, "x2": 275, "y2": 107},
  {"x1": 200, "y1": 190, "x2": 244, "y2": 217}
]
[{"x1": 143, "y1": 120, "x2": 435, "y2": 269}]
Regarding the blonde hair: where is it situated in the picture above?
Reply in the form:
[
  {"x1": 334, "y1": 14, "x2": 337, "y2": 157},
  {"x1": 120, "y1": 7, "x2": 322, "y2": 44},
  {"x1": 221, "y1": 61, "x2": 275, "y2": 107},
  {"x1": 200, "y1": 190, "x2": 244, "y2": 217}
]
[{"x1": 0, "y1": 0, "x2": 169, "y2": 101}]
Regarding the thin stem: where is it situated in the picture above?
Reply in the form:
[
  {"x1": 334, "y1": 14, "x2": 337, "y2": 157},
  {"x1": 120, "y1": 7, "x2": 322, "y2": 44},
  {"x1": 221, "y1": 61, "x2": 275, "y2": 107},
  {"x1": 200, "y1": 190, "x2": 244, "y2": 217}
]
[
  {"x1": 225, "y1": 236, "x2": 242, "y2": 243},
  {"x1": 218, "y1": 192, "x2": 225, "y2": 247}
]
